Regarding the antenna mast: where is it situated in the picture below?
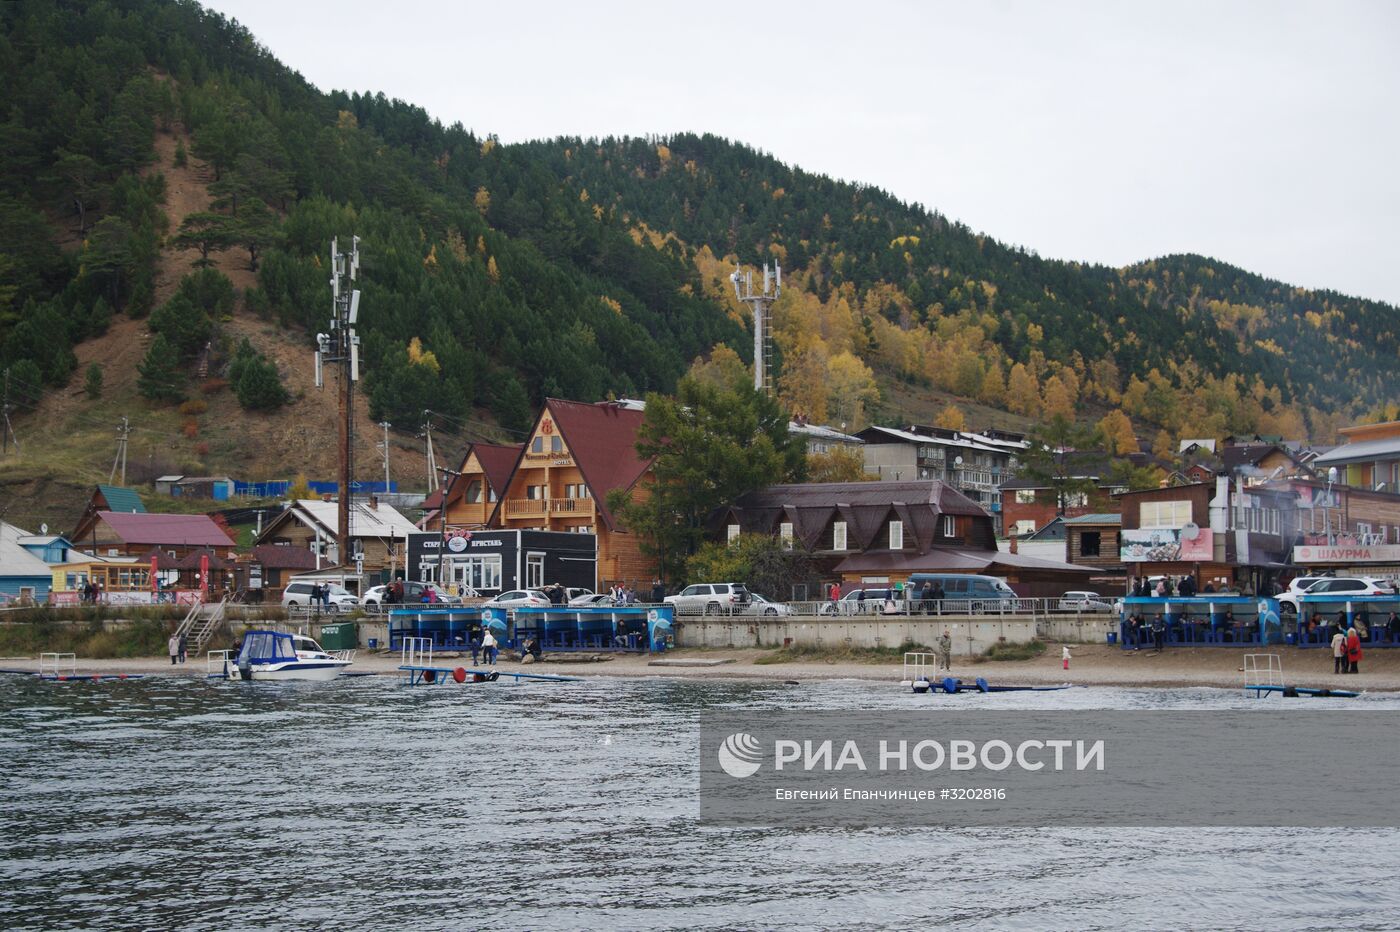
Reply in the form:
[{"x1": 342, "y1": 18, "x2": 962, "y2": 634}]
[
  {"x1": 316, "y1": 236, "x2": 362, "y2": 565},
  {"x1": 731, "y1": 261, "x2": 780, "y2": 393}
]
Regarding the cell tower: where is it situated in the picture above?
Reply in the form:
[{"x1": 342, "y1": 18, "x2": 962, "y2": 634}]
[
  {"x1": 315, "y1": 236, "x2": 362, "y2": 565},
  {"x1": 731, "y1": 261, "x2": 780, "y2": 393}
]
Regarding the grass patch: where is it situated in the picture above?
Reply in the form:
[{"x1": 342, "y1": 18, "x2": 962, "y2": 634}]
[
  {"x1": 972, "y1": 640, "x2": 1047, "y2": 663},
  {"x1": 0, "y1": 616, "x2": 176, "y2": 658},
  {"x1": 753, "y1": 641, "x2": 931, "y2": 665}
]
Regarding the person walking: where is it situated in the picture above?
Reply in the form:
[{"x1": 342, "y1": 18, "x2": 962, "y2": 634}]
[
  {"x1": 937, "y1": 630, "x2": 953, "y2": 672},
  {"x1": 481, "y1": 628, "x2": 498, "y2": 666},
  {"x1": 919, "y1": 580, "x2": 933, "y2": 615},
  {"x1": 828, "y1": 581, "x2": 840, "y2": 606},
  {"x1": 931, "y1": 580, "x2": 945, "y2": 614},
  {"x1": 178, "y1": 632, "x2": 188, "y2": 664},
  {"x1": 1346, "y1": 626, "x2": 1362, "y2": 674},
  {"x1": 168, "y1": 632, "x2": 180, "y2": 666},
  {"x1": 1331, "y1": 627, "x2": 1347, "y2": 674}
]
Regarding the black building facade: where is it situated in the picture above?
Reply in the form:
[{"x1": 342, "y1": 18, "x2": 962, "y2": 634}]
[{"x1": 406, "y1": 529, "x2": 597, "y2": 595}]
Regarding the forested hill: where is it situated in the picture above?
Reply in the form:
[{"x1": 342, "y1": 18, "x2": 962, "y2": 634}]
[{"x1": 2, "y1": 0, "x2": 1397, "y2": 496}]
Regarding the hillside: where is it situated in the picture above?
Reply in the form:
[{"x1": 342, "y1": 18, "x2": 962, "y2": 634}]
[{"x1": 2, "y1": 0, "x2": 1397, "y2": 531}]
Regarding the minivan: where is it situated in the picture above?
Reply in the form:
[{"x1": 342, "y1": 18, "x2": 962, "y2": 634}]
[{"x1": 906, "y1": 574, "x2": 1019, "y2": 611}]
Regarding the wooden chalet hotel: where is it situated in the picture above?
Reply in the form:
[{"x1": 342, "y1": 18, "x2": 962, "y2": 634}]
[{"x1": 429, "y1": 399, "x2": 656, "y2": 591}]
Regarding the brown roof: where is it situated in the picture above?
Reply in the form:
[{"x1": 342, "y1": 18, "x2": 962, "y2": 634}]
[
  {"x1": 541, "y1": 398, "x2": 651, "y2": 530},
  {"x1": 251, "y1": 544, "x2": 319, "y2": 570},
  {"x1": 474, "y1": 442, "x2": 525, "y2": 495},
  {"x1": 98, "y1": 512, "x2": 235, "y2": 548}
]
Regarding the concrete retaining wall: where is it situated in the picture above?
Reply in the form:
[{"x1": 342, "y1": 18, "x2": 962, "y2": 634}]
[
  {"x1": 676, "y1": 614, "x2": 1038, "y2": 656},
  {"x1": 1036, "y1": 615, "x2": 1119, "y2": 644}
]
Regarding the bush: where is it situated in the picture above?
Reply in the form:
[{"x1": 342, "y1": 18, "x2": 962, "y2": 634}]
[
  {"x1": 178, "y1": 399, "x2": 208, "y2": 415},
  {"x1": 84, "y1": 363, "x2": 103, "y2": 399},
  {"x1": 137, "y1": 334, "x2": 185, "y2": 402},
  {"x1": 229, "y1": 339, "x2": 289, "y2": 410},
  {"x1": 200, "y1": 378, "x2": 228, "y2": 394},
  {"x1": 182, "y1": 418, "x2": 198, "y2": 438}
]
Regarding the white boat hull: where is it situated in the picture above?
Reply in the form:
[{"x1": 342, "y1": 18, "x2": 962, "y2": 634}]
[{"x1": 226, "y1": 660, "x2": 352, "y2": 681}]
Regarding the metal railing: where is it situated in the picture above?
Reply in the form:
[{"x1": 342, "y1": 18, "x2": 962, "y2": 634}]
[{"x1": 40, "y1": 652, "x2": 76, "y2": 677}]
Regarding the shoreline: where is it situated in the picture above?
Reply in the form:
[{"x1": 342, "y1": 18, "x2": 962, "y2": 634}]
[{"x1": 4, "y1": 643, "x2": 1399, "y2": 692}]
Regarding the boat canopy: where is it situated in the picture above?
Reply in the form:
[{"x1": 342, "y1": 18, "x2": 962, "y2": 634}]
[{"x1": 238, "y1": 630, "x2": 299, "y2": 664}]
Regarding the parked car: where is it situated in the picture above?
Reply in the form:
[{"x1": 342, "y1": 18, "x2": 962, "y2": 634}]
[
  {"x1": 748, "y1": 593, "x2": 793, "y2": 616},
  {"x1": 362, "y1": 581, "x2": 459, "y2": 606},
  {"x1": 569, "y1": 593, "x2": 618, "y2": 607},
  {"x1": 821, "y1": 588, "x2": 905, "y2": 615},
  {"x1": 906, "y1": 574, "x2": 1021, "y2": 611},
  {"x1": 281, "y1": 581, "x2": 359, "y2": 612},
  {"x1": 664, "y1": 583, "x2": 752, "y2": 615},
  {"x1": 482, "y1": 589, "x2": 552, "y2": 610},
  {"x1": 1279, "y1": 576, "x2": 1395, "y2": 614},
  {"x1": 1057, "y1": 591, "x2": 1115, "y2": 612}
]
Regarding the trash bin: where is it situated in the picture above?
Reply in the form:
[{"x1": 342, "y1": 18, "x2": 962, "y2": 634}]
[
  {"x1": 319, "y1": 622, "x2": 357, "y2": 650},
  {"x1": 1285, "y1": 632, "x2": 1297, "y2": 646},
  {"x1": 1106, "y1": 632, "x2": 1118, "y2": 645},
  {"x1": 367, "y1": 638, "x2": 379, "y2": 649}
]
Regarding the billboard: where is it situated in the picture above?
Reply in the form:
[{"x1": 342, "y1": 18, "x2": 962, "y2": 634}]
[{"x1": 1120, "y1": 527, "x2": 1214, "y2": 563}]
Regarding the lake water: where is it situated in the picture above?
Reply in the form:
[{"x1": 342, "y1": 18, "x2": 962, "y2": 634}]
[{"x1": 2, "y1": 673, "x2": 1398, "y2": 930}]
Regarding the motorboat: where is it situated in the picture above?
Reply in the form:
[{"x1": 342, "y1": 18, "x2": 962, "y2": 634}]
[{"x1": 220, "y1": 630, "x2": 353, "y2": 681}]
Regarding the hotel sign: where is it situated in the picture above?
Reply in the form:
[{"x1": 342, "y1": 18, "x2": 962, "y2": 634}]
[{"x1": 1294, "y1": 544, "x2": 1400, "y2": 563}]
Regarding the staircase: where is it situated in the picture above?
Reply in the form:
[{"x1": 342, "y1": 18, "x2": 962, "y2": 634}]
[{"x1": 174, "y1": 597, "x2": 230, "y2": 655}]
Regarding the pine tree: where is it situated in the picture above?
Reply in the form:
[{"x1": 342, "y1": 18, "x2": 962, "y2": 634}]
[
  {"x1": 137, "y1": 334, "x2": 186, "y2": 402},
  {"x1": 84, "y1": 363, "x2": 103, "y2": 399}
]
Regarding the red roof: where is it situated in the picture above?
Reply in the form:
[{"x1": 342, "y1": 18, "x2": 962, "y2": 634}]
[
  {"x1": 251, "y1": 544, "x2": 318, "y2": 570},
  {"x1": 540, "y1": 399, "x2": 651, "y2": 530},
  {"x1": 99, "y1": 511, "x2": 235, "y2": 548},
  {"x1": 474, "y1": 442, "x2": 524, "y2": 495}
]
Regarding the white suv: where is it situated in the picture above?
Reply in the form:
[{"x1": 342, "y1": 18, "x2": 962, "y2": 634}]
[
  {"x1": 665, "y1": 583, "x2": 751, "y2": 615},
  {"x1": 1279, "y1": 576, "x2": 1395, "y2": 613},
  {"x1": 281, "y1": 581, "x2": 359, "y2": 611}
]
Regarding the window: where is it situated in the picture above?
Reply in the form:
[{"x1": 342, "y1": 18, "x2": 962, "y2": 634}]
[
  {"x1": 833, "y1": 521, "x2": 847, "y2": 551},
  {"x1": 780, "y1": 522, "x2": 794, "y2": 550},
  {"x1": 943, "y1": 515, "x2": 956, "y2": 538},
  {"x1": 1081, "y1": 531, "x2": 1101, "y2": 557},
  {"x1": 1140, "y1": 500, "x2": 1191, "y2": 528},
  {"x1": 531, "y1": 436, "x2": 543, "y2": 453},
  {"x1": 889, "y1": 520, "x2": 904, "y2": 550},
  {"x1": 1014, "y1": 520, "x2": 1036, "y2": 536},
  {"x1": 727, "y1": 523, "x2": 740, "y2": 543},
  {"x1": 1014, "y1": 490, "x2": 1036, "y2": 504},
  {"x1": 465, "y1": 480, "x2": 483, "y2": 503},
  {"x1": 451, "y1": 556, "x2": 501, "y2": 590},
  {"x1": 551, "y1": 436, "x2": 563, "y2": 453},
  {"x1": 526, "y1": 484, "x2": 546, "y2": 500},
  {"x1": 1064, "y1": 492, "x2": 1089, "y2": 508},
  {"x1": 526, "y1": 553, "x2": 545, "y2": 588}
]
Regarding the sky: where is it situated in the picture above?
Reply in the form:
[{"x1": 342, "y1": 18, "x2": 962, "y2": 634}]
[{"x1": 209, "y1": 0, "x2": 1400, "y2": 305}]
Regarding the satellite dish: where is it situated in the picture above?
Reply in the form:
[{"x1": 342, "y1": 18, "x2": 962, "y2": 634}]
[
  {"x1": 40, "y1": 523, "x2": 48, "y2": 535},
  {"x1": 1181, "y1": 523, "x2": 1201, "y2": 541},
  {"x1": 1327, "y1": 467, "x2": 1339, "y2": 484},
  {"x1": 954, "y1": 456, "x2": 964, "y2": 466}
]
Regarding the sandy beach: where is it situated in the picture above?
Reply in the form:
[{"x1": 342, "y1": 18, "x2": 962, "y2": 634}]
[{"x1": 4, "y1": 643, "x2": 1399, "y2": 692}]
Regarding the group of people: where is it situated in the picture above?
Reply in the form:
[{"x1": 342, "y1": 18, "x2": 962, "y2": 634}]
[
  {"x1": 1123, "y1": 612, "x2": 1168, "y2": 651},
  {"x1": 1130, "y1": 576, "x2": 1214, "y2": 598},
  {"x1": 1330, "y1": 626, "x2": 1365, "y2": 673},
  {"x1": 166, "y1": 631, "x2": 188, "y2": 665},
  {"x1": 79, "y1": 580, "x2": 105, "y2": 604}
]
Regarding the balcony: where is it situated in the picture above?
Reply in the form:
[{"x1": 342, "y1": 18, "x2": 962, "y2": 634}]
[
  {"x1": 503, "y1": 498, "x2": 548, "y2": 518},
  {"x1": 502, "y1": 497, "x2": 596, "y2": 520}
]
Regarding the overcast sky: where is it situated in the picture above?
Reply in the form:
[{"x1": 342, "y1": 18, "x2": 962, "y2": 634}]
[{"x1": 210, "y1": 0, "x2": 1400, "y2": 305}]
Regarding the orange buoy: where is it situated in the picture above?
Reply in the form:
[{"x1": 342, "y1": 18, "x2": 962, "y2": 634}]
[
  {"x1": 453, "y1": 667, "x2": 467, "y2": 683},
  {"x1": 119, "y1": 674, "x2": 127, "y2": 680},
  {"x1": 422, "y1": 669, "x2": 436, "y2": 684}
]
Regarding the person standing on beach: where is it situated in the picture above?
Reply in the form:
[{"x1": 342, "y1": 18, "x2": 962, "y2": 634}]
[
  {"x1": 1331, "y1": 628, "x2": 1347, "y2": 674},
  {"x1": 1346, "y1": 627, "x2": 1362, "y2": 673},
  {"x1": 937, "y1": 630, "x2": 952, "y2": 672},
  {"x1": 1062, "y1": 644, "x2": 1071, "y2": 670},
  {"x1": 168, "y1": 632, "x2": 180, "y2": 666},
  {"x1": 178, "y1": 632, "x2": 188, "y2": 664},
  {"x1": 1152, "y1": 617, "x2": 1165, "y2": 652},
  {"x1": 482, "y1": 628, "x2": 498, "y2": 665}
]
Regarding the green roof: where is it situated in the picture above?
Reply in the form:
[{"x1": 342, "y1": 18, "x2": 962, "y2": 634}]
[
  {"x1": 1062, "y1": 513, "x2": 1120, "y2": 525},
  {"x1": 98, "y1": 485, "x2": 146, "y2": 514}
]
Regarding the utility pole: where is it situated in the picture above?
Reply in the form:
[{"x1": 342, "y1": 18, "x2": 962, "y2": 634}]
[
  {"x1": 422, "y1": 413, "x2": 438, "y2": 493},
  {"x1": 731, "y1": 261, "x2": 780, "y2": 393},
  {"x1": 377, "y1": 420, "x2": 391, "y2": 491},
  {"x1": 435, "y1": 465, "x2": 462, "y2": 588},
  {"x1": 315, "y1": 236, "x2": 362, "y2": 566},
  {"x1": 1, "y1": 368, "x2": 17, "y2": 456},
  {"x1": 108, "y1": 416, "x2": 129, "y2": 485}
]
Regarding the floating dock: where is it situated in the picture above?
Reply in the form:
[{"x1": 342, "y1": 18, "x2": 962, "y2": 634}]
[{"x1": 912, "y1": 676, "x2": 1074, "y2": 695}]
